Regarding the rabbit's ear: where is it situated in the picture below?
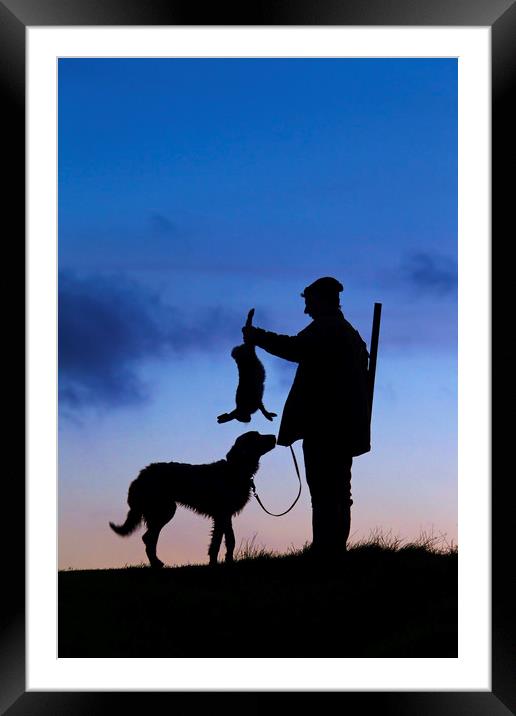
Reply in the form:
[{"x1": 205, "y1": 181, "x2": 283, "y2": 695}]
[{"x1": 246, "y1": 308, "x2": 255, "y2": 327}]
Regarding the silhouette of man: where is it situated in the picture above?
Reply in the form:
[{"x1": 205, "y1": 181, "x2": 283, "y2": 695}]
[{"x1": 243, "y1": 277, "x2": 371, "y2": 561}]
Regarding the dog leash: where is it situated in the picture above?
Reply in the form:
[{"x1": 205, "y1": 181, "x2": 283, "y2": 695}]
[{"x1": 250, "y1": 445, "x2": 302, "y2": 517}]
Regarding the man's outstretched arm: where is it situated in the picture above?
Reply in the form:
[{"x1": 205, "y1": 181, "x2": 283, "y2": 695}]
[{"x1": 243, "y1": 326, "x2": 302, "y2": 363}]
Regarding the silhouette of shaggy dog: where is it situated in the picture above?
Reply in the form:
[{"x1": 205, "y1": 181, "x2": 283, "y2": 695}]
[
  {"x1": 110, "y1": 431, "x2": 276, "y2": 568},
  {"x1": 217, "y1": 309, "x2": 277, "y2": 424}
]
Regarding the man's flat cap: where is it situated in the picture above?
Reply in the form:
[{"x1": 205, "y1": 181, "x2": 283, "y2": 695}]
[{"x1": 301, "y1": 276, "x2": 344, "y2": 299}]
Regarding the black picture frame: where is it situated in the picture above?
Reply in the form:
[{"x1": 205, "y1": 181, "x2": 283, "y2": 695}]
[{"x1": 2, "y1": 1, "x2": 510, "y2": 713}]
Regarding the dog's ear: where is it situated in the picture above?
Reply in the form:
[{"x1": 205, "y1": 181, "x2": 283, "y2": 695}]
[
  {"x1": 226, "y1": 442, "x2": 248, "y2": 463},
  {"x1": 226, "y1": 433, "x2": 257, "y2": 463}
]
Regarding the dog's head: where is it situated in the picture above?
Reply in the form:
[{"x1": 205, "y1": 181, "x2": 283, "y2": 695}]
[{"x1": 226, "y1": 431, "x2": 276, "y2": 464}]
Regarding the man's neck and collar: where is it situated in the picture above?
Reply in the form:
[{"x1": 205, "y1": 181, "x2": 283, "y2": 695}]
[{"x1": 305, "y1": 307, "x2": 344, "y2": 321}]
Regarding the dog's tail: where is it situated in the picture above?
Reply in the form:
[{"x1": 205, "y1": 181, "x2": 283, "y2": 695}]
[{"x1": 109, "y1": 507, "x2": 142, "y2": 537}]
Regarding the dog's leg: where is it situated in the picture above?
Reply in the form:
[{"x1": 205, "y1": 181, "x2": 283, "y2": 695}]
[
  {"x1": 142, "y1": 526, "x2": 164, "y2": 569},
  {"x1": 208, "y1": 518, "x2": 224, "y2": 566},
  {"x1": 259, "y1": 402, "x2": 277, "y2": 421},
  {"x1": 223, "y1": 517, "x2": 236, "y2": 564},
  {"x1": 142, "y1": 505, "x2": 176, "y2": 569}
]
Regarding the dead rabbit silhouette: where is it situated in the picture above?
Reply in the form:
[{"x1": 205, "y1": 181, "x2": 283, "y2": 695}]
[{"x1": 217, "y1": 309, "x2": 277, "y2": 424}]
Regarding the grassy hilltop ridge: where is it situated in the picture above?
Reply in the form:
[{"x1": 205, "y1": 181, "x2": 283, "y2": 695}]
[{"x1": 58, "y1": 534, "x2": 457, "y2": 658}]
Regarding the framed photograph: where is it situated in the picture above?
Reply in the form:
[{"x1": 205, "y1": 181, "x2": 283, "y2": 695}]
[{"x1": 2, "y1": 0, "x2": 510, "y2": 712}]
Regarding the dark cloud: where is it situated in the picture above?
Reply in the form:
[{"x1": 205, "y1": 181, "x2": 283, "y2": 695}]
[
  {"x1": 58, "y1": 272, "x2": 241, "y2": 412},
  {"x1": 402, "y1": 252, "x2": 457, "y2": 296}
]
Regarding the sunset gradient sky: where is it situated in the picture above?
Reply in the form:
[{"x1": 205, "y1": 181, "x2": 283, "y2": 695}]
[{"x1": 58, "y1": 58, "x2": 457, "y2": 569}]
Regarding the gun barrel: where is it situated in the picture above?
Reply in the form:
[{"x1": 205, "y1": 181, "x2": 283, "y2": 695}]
[{"x1": 368, "y1": 302, "x2": 382, "y2": 419}]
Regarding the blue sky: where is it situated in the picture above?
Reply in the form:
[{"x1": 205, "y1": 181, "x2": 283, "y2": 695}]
[{"x1": 58, "y1": 58, "x2": 457, "y2": 568}]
